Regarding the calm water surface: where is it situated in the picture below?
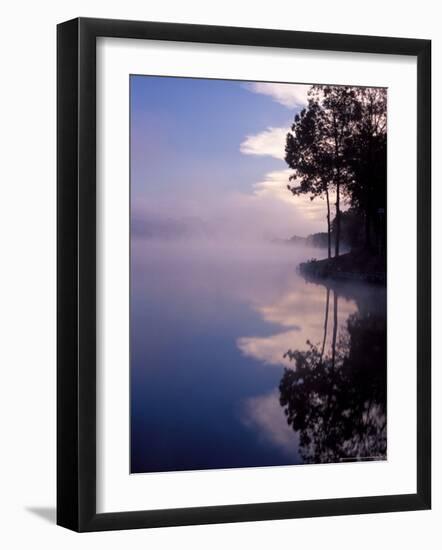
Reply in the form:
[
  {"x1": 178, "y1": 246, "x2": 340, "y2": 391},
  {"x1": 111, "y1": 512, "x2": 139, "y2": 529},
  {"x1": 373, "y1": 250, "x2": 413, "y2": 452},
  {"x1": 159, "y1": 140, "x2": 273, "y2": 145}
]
[{"x1": 130, "y1": 240, "x2": 386, "y2": 473}]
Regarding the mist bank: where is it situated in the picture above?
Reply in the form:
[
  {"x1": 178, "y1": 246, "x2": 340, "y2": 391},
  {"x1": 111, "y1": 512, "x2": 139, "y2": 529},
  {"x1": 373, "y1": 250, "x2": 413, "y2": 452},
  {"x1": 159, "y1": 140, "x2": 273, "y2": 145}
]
[
  {"x1": 131, "y1": 212, "x2": 319, "y2": 251},
  {"x1": 274, "y1": 232, "x2": 336, "y2": 249},
  {"x1": 130, "y1": 185, "x2": 327, "y2": 247},
  {"x1": 131, "y1": 232, "x2": 318, "y2": 267}
]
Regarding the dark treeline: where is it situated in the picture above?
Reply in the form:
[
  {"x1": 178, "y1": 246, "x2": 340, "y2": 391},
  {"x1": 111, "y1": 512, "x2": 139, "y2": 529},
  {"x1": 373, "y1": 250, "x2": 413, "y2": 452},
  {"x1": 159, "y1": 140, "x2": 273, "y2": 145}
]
[
  {"x1": 287, "y1": 208, "x2": 363, "y2": 251},
  {"x1": 285, "y1": 85, "x2": 387, "y2": 261}
]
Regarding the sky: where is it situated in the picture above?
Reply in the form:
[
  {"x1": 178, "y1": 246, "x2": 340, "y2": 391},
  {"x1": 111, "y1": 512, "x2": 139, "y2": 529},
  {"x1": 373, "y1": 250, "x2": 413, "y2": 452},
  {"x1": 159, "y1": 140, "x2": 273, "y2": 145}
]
[{"x1": 130, "y1": 75, "x2": 330, "y2": 241}]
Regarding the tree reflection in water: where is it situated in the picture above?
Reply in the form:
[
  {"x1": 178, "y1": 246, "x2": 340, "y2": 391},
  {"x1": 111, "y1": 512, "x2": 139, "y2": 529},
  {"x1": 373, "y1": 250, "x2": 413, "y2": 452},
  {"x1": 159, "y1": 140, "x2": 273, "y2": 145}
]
[{"x1": 279, "y1": 283, "x2": 386, "y2": 464}]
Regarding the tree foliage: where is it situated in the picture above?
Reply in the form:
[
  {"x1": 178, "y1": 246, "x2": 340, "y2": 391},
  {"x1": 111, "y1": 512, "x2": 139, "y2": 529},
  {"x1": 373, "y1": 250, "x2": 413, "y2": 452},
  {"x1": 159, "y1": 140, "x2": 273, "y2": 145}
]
[
  {"x1": 279, "y1": 292, "x2": 387, "y2": 463},
  {"x1": 285, "y1": 85, "x2": 387, "y2": 256}
]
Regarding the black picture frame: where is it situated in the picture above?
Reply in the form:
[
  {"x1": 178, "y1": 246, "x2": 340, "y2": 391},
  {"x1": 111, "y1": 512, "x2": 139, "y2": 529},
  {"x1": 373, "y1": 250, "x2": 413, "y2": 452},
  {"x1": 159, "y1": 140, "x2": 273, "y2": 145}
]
[{"x1": 57, "y1": 17, "x2": 431, "y2": 532}]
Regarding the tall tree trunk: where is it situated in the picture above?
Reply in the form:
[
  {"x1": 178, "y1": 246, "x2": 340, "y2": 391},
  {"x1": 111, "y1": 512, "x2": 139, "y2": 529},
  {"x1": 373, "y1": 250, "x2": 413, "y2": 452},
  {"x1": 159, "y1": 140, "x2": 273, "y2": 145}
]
[
  {"x1": 325, "y1": 187, "x2": 331, "y2": 259},
  {"x1": 324, "y1": 289, "x2": 338, "y2": 450},
  {"x1": 332, "y1": 110, "x2": 342, "y2": 259},
  {"x1": 335, "y1": 179, "x2": 341, "y2": 258},
  {"x1": 331, "y1": 290, "x2": 338, "y2": 369},
  {"x1": 320, "y1": 287, "x2": 330, "y2": 362}
]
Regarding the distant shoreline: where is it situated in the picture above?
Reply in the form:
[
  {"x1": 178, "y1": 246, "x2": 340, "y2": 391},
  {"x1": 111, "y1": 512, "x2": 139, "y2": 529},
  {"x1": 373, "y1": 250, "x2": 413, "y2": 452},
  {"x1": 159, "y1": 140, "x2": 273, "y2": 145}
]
[{"x1": 273, "y1": 232, "x2": 332, "y2": 250}]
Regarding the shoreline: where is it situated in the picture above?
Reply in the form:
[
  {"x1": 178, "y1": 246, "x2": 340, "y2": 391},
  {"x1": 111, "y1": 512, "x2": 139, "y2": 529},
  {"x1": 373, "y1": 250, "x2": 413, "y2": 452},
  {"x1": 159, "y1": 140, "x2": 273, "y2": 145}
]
[{"x1": 299, "y1": 251, "x2": 386, "y2": 286}]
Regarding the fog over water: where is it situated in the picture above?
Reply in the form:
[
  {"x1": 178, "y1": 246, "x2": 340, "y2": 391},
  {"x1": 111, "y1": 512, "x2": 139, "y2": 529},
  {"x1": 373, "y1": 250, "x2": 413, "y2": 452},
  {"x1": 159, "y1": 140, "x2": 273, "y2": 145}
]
[
  {"x1": 130, "y1": 232, "x2": 385, "y2": 473},
  {"x1": 129, "y1": 76, "x2": 387, "y2": 473}
]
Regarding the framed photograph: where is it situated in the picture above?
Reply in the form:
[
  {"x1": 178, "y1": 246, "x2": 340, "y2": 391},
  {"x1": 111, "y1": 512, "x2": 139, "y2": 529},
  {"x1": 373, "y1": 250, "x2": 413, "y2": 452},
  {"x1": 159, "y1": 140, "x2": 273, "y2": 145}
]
[{"x1": 57, "y1": 17, "x2": 431, "y2": 532}]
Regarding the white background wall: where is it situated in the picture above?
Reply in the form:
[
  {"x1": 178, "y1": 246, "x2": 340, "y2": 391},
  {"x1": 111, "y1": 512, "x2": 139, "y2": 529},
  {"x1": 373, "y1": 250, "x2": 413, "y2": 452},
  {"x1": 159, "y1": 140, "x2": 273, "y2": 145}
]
[{"x1": 0, "y1": 1, "x2": 439, "y2": 548}]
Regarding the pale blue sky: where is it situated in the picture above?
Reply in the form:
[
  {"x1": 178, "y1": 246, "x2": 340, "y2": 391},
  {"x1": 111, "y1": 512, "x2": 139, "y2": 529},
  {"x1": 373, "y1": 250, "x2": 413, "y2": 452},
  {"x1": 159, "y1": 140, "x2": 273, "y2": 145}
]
[{"x1": 130, "y1": 76, "x2": 327, "y2": 240}]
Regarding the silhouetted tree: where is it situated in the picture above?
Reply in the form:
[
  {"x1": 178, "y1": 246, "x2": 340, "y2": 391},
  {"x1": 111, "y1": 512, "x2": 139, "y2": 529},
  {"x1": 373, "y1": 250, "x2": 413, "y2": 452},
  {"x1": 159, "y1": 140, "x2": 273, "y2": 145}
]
[
  {"x1": 285, "y1": 95, "x2": 334, "y2": 258},
  {"x1": 344, "y1": 87, "x2": 387, "y2": 253},
  {"x1": 286, "y1": 85, "x2": 387, "y2": 259},
  {"x1": 280, "y1": 290, "x2": 387, "y2": 463},
  {"x1": 318, "y1": 86, "x2": 359, "y2": 258}
]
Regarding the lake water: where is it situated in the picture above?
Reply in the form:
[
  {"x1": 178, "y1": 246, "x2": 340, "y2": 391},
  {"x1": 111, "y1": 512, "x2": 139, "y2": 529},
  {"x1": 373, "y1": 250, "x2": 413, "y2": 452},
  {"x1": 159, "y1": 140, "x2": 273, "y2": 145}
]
[{"x1": 130, "y1": 239, "x2": 387, "y2": 473}]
